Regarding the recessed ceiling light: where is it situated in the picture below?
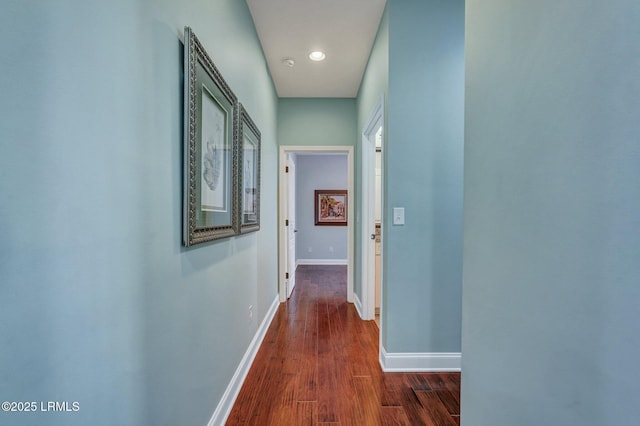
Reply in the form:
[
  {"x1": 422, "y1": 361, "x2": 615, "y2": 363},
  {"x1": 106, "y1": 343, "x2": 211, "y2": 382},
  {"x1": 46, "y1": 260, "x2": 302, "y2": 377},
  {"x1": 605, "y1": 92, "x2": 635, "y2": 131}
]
[
  {"x1": 308, "y1": 51, "x2": 326, "y2": 62},
  {"x1": 282, "y1": 58, "x2": 295, "y2": 68}
]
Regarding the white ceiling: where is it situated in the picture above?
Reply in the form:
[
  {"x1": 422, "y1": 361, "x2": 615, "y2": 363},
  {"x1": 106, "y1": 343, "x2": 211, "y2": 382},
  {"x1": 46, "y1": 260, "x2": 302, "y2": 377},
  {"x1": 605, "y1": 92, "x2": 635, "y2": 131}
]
[{"x1": 246, "y1": 0, "x2": 387, "y2": 98}]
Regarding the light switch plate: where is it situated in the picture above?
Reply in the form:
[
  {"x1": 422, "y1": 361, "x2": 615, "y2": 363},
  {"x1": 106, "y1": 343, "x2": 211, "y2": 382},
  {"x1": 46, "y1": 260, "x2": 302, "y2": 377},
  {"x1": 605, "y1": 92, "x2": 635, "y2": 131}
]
[{"x1": 393, "y1": 207, "x2": 405, "y2": 225}]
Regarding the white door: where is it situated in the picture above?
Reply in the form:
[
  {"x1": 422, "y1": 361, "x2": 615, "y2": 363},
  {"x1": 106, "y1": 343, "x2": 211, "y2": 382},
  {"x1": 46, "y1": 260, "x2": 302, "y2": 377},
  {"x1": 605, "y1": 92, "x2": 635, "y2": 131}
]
[
  {"x1": 374, "y1": 127, "x2": 383, "y2": 314},
  {"x1": 364, "y1": 128, "x2": 378, "y2": 320},
  {"x1": 286, "y1": 154, "x2": 297, "y2": 298}
]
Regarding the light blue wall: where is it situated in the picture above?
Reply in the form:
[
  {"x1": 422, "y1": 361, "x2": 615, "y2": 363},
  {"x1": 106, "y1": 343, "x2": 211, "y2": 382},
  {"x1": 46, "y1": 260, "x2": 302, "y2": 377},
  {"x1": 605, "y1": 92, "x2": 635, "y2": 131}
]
[
  {"x1": 278, "y1": 98, "x2": 357, "y2": 147},
  {"x1": 0, "y1": 1, "x2": 278, "y2": 425},
  {"x1": 295, "y1": 155, "x2": 348, "y2": 261},
  {"x1": 357, "y1": 6, "x2": 388, "y2": 130},
  {"x1": 462, "y1": 1, "x2": 640, "y2": 425},
  {"x1": 384, "y1": 0, "x2": 464, "y2": 353},
  {"x1": 355, "y1": 6, "x2": 389, "y2": 304}
]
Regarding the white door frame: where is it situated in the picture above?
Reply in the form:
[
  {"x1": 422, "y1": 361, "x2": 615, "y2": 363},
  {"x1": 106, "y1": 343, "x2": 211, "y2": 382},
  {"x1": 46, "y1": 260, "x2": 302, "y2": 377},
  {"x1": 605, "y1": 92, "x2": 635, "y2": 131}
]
[
  {"x1": 278, "y1": 145, "x2": 354, "y2": 303},
  {"x1": 360, "y1": 96, "x2": 384, "y2": 320}
]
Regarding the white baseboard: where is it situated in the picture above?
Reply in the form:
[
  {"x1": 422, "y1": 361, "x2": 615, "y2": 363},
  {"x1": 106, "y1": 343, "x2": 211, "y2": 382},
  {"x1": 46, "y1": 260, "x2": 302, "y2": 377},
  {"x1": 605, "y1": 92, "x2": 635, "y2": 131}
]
[
  {"x1": 208, "y1": 296, "x2": 280, "y2": 426},
  {"x1": 380, "y1": 346, "x2": 461, "y2": 372},
  {"x1": 353, "y1": 293, "x2": 364, "y2": 319},
  {"x1": 296, "y1": 258, "x2": 348, "y2": 266}
]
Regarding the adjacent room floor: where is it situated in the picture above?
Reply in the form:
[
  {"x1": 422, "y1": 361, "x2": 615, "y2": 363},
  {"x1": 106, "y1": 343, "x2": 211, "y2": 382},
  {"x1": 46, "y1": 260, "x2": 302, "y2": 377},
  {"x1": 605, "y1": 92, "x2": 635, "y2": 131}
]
[{"x1": 227, "y1": 265, "x2": 461, "y2": 425}]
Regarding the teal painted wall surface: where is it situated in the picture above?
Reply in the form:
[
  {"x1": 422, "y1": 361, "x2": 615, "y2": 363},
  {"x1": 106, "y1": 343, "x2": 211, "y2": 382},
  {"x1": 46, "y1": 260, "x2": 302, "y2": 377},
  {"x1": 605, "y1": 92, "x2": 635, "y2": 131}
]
[
  {"x1": 357, "y1": 6, "x2": 388, "y2": 131},
  {"x1": 355, "y1": 6, "x2": 389, "y2": 309},
  {"x1": 384, "y1": 0, "x2": 464, "y2": 353},
  {"x1": 462, "y1": 0, "x2": 640, "y2": 424},
  {"x1": 278, "y1": 98, "x2": 357, "y2": 147},
  {"x1": 0, "y1": 1, "x2": 278, "y2": 425}
]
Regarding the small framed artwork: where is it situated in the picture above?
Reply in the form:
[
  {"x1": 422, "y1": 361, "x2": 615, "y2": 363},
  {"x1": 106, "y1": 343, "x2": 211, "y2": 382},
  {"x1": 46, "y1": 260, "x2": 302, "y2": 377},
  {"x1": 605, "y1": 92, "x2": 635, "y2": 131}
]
[
  {"x1": 239, "y1": 104, "x2": 261, "y2": 234},
  {"x1": 314, "y1": 190, "x2": 348, "y2": 226},
  {"x1": 183, "y1": 27, "x2": 239, "y2": 246}
]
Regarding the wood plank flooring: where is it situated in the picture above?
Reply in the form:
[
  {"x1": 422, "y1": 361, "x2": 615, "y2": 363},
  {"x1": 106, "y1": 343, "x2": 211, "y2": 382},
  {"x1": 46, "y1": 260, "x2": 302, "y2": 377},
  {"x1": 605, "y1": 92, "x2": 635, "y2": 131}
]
[{"x1": 226, "y1": 265, "x2": 461, "y2": 425}]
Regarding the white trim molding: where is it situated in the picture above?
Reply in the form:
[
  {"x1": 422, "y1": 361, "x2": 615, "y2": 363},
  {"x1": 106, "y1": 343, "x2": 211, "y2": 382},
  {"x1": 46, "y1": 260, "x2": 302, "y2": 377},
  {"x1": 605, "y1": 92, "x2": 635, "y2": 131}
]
[
  {"x1": 208, "y1": 296, "x2": 280, "y2": 426},
  {"x1": 379, "y1": 346, "x2": 461, "y2": 372},
  {"x1": 353, "y1": 293, "x2": 364, "y2": 319},
  {"x1": 360, "y1": 95, "x2": 384, "y2": 321},
  {"x1": 297, "y1": 259, "x2": 348, "y2": 266}
]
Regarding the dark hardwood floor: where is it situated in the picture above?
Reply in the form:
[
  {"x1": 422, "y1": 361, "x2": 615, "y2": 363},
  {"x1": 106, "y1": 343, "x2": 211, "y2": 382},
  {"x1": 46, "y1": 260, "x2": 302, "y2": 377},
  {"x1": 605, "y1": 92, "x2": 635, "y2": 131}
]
[{"x1": 226, "y1": 265, "x2": 461, "y2": 425}]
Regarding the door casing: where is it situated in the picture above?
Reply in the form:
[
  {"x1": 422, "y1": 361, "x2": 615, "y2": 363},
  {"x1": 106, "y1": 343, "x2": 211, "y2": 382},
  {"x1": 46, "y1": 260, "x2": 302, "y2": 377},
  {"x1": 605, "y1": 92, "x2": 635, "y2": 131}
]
[{"x1": 360, "y1": 96, "x2": 384, "y2": 321}]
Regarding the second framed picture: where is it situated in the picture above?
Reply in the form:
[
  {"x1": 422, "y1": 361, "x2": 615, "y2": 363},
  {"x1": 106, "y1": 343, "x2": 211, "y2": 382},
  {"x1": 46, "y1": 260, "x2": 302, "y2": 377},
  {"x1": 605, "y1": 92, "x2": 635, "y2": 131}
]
[
  {"x1": 314, "y1": 190, "x2": 348, "y2": 226},
  {"x1": 239, "y1": 104, "x2": 261, "y2": 233}
]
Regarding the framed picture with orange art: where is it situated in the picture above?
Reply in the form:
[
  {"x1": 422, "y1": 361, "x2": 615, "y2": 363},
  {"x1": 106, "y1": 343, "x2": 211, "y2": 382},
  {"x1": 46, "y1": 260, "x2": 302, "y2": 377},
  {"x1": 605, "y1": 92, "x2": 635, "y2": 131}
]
[{"x1": 314, "y1": 190, "x2": 347, "y2": 226}]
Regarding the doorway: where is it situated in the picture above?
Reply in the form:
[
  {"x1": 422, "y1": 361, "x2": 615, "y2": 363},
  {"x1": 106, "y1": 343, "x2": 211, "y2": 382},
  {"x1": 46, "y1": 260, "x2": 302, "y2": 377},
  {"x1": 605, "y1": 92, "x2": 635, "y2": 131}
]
[
  {"x1": 278, "y1": 146, "x2": 354, "y2": 303},
  {"x1": 360, "y1": 97, "x2": 384, "y2": 322}
]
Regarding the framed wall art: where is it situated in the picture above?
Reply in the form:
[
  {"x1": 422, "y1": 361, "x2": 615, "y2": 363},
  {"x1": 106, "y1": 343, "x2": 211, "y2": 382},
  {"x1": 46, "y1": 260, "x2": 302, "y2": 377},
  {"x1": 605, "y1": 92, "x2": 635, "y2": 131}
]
[
  {"x1": 314, "y1": 190, "x2": 348, "y2": 226},
  {"x1": 183, "y1": 27, "x2": 239, "y2": 246},
  {"x1": 239, "y1": 104, "x2": 261, "y2": 234}
]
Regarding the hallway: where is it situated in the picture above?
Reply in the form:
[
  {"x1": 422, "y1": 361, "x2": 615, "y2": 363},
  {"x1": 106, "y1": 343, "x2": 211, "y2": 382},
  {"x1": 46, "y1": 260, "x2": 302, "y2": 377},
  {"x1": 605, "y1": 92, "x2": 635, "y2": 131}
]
[{"x1": 227, "y1": 265, "x2": 460, "y2": 425}]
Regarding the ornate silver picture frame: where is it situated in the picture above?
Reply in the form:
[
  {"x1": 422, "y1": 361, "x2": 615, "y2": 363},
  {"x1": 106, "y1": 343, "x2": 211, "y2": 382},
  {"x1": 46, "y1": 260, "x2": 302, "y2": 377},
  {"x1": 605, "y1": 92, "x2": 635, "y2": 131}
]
[
  {"x1": 183, "y1": 27, "x2": 239, "y2": 246},
  {"x1": 239, "y1": 104, "x2": 261, "y2": 234}
]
